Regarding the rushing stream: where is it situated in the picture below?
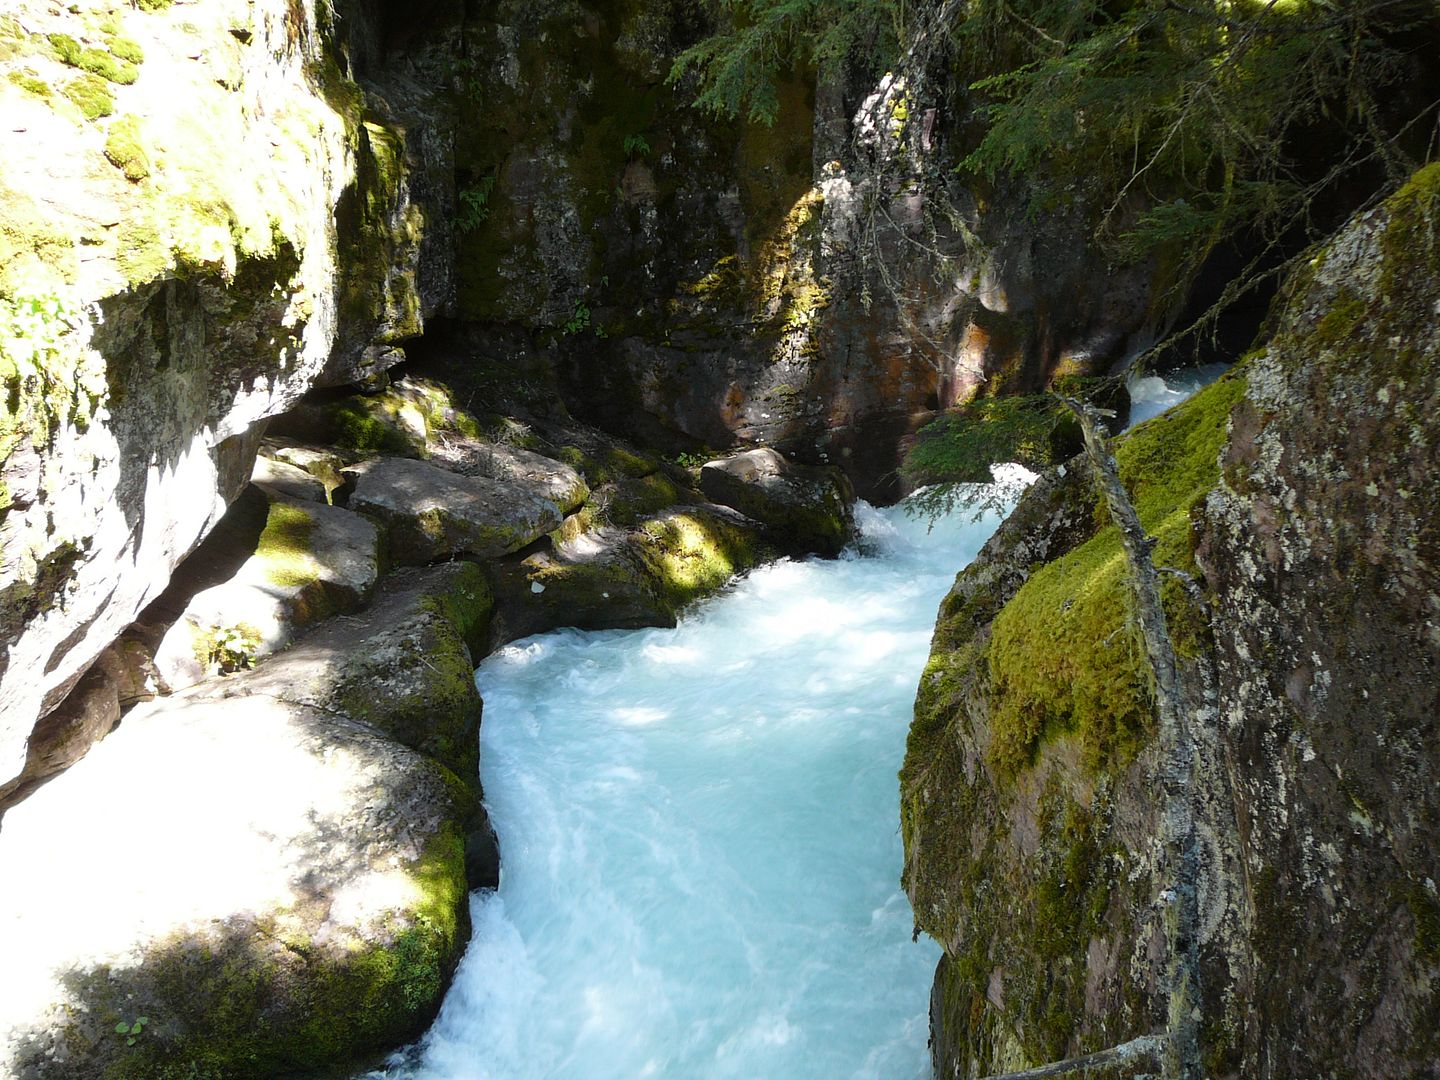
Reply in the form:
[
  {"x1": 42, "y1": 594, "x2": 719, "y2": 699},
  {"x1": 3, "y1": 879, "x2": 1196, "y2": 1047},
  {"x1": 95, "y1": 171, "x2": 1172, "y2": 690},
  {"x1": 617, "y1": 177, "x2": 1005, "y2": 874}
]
[
  {"x1": 376, "y1": 481, "x2": 1028, "y2": 1080},
  {"x1": 375, "y1": 366, "x2": 1223, "y2": 1080}
]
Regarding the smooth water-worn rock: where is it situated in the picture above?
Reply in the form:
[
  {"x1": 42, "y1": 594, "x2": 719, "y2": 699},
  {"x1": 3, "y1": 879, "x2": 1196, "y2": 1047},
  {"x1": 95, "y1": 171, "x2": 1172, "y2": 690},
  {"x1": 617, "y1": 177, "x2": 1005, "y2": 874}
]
[
  {"x1": 432, "y1": 440, "x2": 590, "y2": 512},
  {"x1": 903, "y1": 167, "x2": 1440, "y2": 1079},
  {"x1": 213, "y1": 562, "x2": 493, "y2": 789},
  {"x1": 153, "y1": 490, "x2": 383, "y2": 690},
  {"x1": 0, "y1": 654, "x2": 119, "y2": 812},
  {"x1": 0, "y1": 691, "x2": 472, "y2": 1079},
  {"x1": 699, "y1": 447, "x2": 855, "y2": 555},
  {"x1": 252, "y1": 454, "x2": 329, "y2": 503},
  {"x1": 486, "y1": 502, "x2": 771, "y2": 645},
  {"x1": 0, "y1": 0, "x2": 445, "y2": 797},
  {"x1": 342, "y1": 457, "x2": 567, "y2": 564}
]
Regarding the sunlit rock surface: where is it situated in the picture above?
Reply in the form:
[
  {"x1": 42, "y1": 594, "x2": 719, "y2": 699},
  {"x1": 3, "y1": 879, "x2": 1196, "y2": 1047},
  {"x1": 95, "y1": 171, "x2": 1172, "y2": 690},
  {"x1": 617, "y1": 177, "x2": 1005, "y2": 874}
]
[
  {"x1": 152, "y1": 490, "x2": 383, "y2": 691},
  {"x1": 341, "y1": 457, "x2": 567, "y2": 564},
  {"x1": 0, "y1": 692, "x2": 471, "y2": 1079},
  {"x1": 0, "y1": 0, "x2": 449, "y2": 795}
]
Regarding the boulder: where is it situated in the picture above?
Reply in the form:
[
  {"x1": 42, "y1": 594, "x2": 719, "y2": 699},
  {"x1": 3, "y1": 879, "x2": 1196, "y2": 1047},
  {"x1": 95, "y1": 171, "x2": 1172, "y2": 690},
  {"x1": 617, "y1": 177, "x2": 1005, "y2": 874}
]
[
  {"x1": 0, "y1": 692, "x2": 471, "y2": 1079},
  {"x1": 262, "y1": 441, "x2": 348, "y2": 500},
  {"x1": 342, "y1": 457, "x2": 565, "y2": 564},
  {"x1": 209, "y1": 563, "x2": 492, "y2": 791},
  {"x1": 487, "y1": 504, "x2": 771, "y2": 646},
  {"x1": 251, "y1": 455, "x2": 327, "y2": 503},
  {"x1": 699, "y1": 448, "x2": 856, "y2": 556},
  {"x1": 153, "y1": 492, "x2": 383, "y2": 691},
  {"x1": 430, "y1": 440, "x2": 589, "y2": 513}
]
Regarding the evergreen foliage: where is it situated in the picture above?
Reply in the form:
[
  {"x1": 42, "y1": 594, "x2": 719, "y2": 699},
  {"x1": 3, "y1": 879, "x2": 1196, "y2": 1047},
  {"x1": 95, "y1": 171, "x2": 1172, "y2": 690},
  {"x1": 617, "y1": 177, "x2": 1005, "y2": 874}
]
[
  {"x1": 670, "y1": 0, "x2": 903, "y2": 123},
  {"x1": 677, "y1": 0, "x2": 1440, "y2": 286}
]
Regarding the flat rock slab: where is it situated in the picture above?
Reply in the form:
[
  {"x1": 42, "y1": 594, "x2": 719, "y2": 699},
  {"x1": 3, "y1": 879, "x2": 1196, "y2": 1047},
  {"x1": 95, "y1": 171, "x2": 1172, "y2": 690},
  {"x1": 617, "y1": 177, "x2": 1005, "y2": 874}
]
[
  {"x1": 153, "y1": 492, "x2": 382, "y2": 691},
  {"x1": 210, "y1": 563, "x2": 493, "y2": 785},
  {"x1": 343, "y1": 456, "x2": 565, "y2": 564},
  {"x1": 251, "y1": 455, "x2": 327, "y2": 503},
  {"x1": 0, "y1": 691, "x2": 469, "y2": 1079},
  {"x1": 699, "y1": 447, "x2": 856, "y2": 556},
  {"x1": 430, "y1": 439, "x2": 589, "y2": 513}
]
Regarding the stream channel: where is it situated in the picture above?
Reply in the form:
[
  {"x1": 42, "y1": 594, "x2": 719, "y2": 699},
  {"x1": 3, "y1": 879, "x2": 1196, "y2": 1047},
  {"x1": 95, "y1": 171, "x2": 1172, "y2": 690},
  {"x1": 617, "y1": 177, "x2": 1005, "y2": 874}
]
[{"x1": 377, "y1": 369, "x2": 1219, "y2": 1080}]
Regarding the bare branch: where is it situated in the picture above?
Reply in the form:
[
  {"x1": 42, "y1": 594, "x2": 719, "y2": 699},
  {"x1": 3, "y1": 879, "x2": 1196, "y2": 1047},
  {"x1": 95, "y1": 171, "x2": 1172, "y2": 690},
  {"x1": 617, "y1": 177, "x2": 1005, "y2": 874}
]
[{"x1": 980, "y1": 1033, "x2": 1165, "y2": 1080}]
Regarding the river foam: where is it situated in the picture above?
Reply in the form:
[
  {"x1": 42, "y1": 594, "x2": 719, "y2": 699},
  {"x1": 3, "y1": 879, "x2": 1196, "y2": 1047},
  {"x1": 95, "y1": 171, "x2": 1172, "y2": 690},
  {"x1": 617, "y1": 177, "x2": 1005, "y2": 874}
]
[{"x1": 376, "y1": 488, "x2": 1021, "y2": 1080}]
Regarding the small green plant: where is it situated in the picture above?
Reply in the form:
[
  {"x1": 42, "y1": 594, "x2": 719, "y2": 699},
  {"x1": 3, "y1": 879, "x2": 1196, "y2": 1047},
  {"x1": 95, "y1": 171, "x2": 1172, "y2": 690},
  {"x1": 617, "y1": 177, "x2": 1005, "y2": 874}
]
[
  {"x1": 622, "y1": 133, "x2": 651, "y2": 159},
  {"x1": 560, "y1": 301, "x2": 591, "y2": 336},
  {"x1": 673, "y1": 450, "x2": 711, "y2": 469},
  {"x1": 114, "y1": 1016, "x2": 149, "y2": 1047},
  {"x1": 455, "y1": 174, "x2": 495, "y2": 234},
  {"x1": 201, "y1": 623, "x2": 261, "y2": 674}
]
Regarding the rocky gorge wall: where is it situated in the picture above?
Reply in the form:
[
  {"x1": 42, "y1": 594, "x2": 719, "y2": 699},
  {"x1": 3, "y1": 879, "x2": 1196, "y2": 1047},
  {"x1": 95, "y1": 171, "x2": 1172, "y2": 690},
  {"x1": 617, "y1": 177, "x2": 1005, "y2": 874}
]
[
  {"x1": 902, "y1": 166, "x2": 1440, "y2": 1078},
  {"x1": 443, "y1": 0, "x2": 1184, "y2": 500},
  {"x1": 0, "y1": 0, "x2": 454, "y2": 804}
]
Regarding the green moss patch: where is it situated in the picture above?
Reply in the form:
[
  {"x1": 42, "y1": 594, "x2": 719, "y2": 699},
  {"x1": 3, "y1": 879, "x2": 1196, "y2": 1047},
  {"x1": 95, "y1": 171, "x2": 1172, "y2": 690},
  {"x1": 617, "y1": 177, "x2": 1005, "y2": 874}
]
[
  {"x1": 635, "y1": 510, "x2": 766, "y2": 610},
  {"x1": 105, "y1": 35, "x2": 144, "y2": 65},
  {"x1": 985, "y1": 373, "x2": 1247, "y2": 776},
  {"x1": 255, "y1": 502, "x2": 317, "y2": 589},
  {"x1": 49, "y1": 32, "x2": 139, "y2": 84},
  {"x1": 7, "y1": 70, "x2": 50, "y2": 98},
  {"x1": 61, "y1": 73, "x2": 114, "y2": 119},
  {"x1": 103, "y1": 115, "x2": 150, "y2": 182}
]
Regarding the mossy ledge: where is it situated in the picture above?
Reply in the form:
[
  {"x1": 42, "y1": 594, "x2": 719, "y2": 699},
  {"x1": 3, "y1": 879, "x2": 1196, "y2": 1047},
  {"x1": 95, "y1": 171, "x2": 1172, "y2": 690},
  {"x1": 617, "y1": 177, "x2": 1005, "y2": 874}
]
[{"x1": 900, "y1": 373, "x2": 1247, "y2": 1073}]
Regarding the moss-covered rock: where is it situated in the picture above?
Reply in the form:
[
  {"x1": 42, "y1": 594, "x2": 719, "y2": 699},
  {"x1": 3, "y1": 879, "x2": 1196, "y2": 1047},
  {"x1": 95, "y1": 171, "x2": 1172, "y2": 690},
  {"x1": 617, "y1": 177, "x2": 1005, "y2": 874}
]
[
  {"x1": 219, "y1": 562, "x2": 493, "y2": 787},
  {"x1": 151, "y1": 489, "x2": 383, "y2": 691},
  {"x1": 0, "y1": 693, "x2": 472, "y2": 1079},
  {"x1": 903, "y1": 166, "x2": 1440, "y2": 1079},
  {"x1": 0, "y1": 0, "x2": 446, "y2": 805},
  {"x1": 698, "y1": 447, "x2": 855, "y2": 556},
  {"x1": 487, "y1": 502, "x2": 773, "y2": 646}
]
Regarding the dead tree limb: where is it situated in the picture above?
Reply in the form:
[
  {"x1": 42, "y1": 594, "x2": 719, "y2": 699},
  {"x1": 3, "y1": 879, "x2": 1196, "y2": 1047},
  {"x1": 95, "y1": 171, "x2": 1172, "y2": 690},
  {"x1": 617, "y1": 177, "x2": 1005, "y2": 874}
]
[
  {"x1": 1056, "y1": 397, "x2": 1203, "y2": 1080},
  {"x1": 979, "y1": 1034, "x2": 1165, "y2": 1079}
]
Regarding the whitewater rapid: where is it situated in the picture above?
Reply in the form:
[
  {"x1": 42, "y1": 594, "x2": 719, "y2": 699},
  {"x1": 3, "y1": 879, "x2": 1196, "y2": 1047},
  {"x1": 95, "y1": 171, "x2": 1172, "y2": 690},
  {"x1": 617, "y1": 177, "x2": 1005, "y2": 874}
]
[
  {"x1": 375, "y1": 481, "x2": 1027, "y2": 1080},
  {"x1": 373, "y1": 362, "x2": 1227, "y2": 1080}
]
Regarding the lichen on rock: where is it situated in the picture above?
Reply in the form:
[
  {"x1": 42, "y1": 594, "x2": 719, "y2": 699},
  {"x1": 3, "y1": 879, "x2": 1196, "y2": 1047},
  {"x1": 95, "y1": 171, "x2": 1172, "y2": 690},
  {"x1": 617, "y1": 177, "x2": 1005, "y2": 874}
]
[{"x1": 903, "y1": 164, "x2": 1440, "y2": 1079}]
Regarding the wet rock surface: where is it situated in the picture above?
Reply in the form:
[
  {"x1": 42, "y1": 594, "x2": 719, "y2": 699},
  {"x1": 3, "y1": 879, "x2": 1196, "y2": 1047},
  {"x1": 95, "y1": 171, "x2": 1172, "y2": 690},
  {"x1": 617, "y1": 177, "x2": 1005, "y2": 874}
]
[{"x1": 699, "y1": 447, "x2": 855, "y2": 556}]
